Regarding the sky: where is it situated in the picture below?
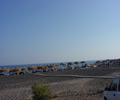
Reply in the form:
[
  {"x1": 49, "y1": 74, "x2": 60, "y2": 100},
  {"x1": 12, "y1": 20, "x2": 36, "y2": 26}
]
[{"x1": 0, "y1": 0, "x2": 120, "y2": 65}]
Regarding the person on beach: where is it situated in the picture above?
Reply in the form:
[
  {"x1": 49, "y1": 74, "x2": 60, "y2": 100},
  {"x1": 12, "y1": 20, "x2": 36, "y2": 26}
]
[{"x1": 108, "y1": 62, "x2": 110, "y2": 68}]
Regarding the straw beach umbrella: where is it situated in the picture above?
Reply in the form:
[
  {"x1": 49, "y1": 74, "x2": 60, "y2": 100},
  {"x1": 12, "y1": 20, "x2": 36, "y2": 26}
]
[
  {"x1": 74, "y1": 61, "x2": 79, "y2": 67},
  {"x1": 81, "y1": 61, "x2": 86, "y2": 67},
  {"x1": 67, "y1": 62, "x2": 73, "y2": 67},
  {"x1": 3, "y1": 67, "x2": 10, "y2": 72},
  {"x1": 67, "y1": 62, "x2": 73, "y2": 70},
  {"x1": 21, "y1": 67, "x2": 28, "y2": 74},
  {"x1": 21, "y1": 67, "x2": 28, "y2": 71},
  {"x1": 51, "y1": 64, "x2": 56, "y2": 67},
  {"x1": 60, "y1": 63, "x2": 66, "y2": 68},
  {"x1": 60, "y1": 63, "x2": 66, "y2": 70},
  {"x1": 11, "y1": 67, "x2": 21, "y2": 75},
  {"x1": 28, "y1": 65, "x2": 37, "y2": 70},
  {"x1": 48, "y1": 64, "x2": 56, "y2": 71},
  {"x1": 0, "y1": 68, "x2": 10, "y2": 73},
  {"x1": 60, "y1": 63, "x2": 66, "y2": 66},
  {"x1": 37, "y1": 65, "x2": 46, "y2": 69},
  {"x1": 37, "y1": 65, "x2": 48, "y2": 72},
  {"x1": 0, "y1": 68, "x2": 4, "y2": 73},
  {"x1": 44, "y1": 66, "x2": 49, "y2": 72},
  {"x1": 0, "y1": 68, "x2": 4, "y2": 75},
  {"x1": 12, "y1": 67, "x2": 21, "y2": 72},
  {"x1": 68, "y1": 62, "x2": 73, "y2": 68},
  {"x1": 48, "y1": 64, "x2": 56, "y2": 68}
]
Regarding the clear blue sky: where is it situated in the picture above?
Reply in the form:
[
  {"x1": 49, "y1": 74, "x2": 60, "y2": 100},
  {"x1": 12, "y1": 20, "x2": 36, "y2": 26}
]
[{"x1": 0, "y1": 0, "x2": 120, "y2": 65}]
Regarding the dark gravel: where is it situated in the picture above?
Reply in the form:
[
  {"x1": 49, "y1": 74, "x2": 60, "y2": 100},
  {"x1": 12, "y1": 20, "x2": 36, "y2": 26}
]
[
  {"x1": 0, "y1": 64, "x2": 120, "y2": 100},
  {"x1": 44, "y1": 65, "x2": 120, "y2": 76}
]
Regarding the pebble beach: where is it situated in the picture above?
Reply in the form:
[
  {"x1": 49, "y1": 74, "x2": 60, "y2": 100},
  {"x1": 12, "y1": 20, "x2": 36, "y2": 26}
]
[{"x1": 0, "y1": 64, "x2": 120, "y2": 100}]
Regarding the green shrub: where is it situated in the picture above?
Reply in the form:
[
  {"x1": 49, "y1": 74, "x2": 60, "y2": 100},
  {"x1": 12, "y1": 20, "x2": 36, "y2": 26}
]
[{"x1": 32, "y1": 82, "x2": 52, "y2": 100}]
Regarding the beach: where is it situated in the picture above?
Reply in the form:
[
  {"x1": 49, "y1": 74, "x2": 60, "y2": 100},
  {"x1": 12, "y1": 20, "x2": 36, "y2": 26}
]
[
  {"x1": 1, "y1": 0, "x2": 120, "y2": 100},
  {"x1": 0, "y1": 64, "x2": 120, "y2": 100}
]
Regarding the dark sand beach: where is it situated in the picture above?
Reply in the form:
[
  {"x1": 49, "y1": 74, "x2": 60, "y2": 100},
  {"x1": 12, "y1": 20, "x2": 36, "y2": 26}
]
[{"x1": 0, "y1": 64, "x2": 120, "y2": 100}]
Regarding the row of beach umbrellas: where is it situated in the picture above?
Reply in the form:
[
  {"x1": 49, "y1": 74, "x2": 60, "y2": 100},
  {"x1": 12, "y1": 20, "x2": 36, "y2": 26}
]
[
  {"x1": 3, "y1": 59, "x2": 117, "y2": 74},
  {"x1": 1, "y1": 59, "x2": 119, "y2": 74},
  {"x1": 0, "y1": 61, "x2": 87, "y2": 73},
  {"x1": 1, "y1": 59, "x2": 119, "y2": 72},
  {"x1": 0, "y1": 67, "x2": 28, "y2": 73},
  {"x1": 0, "y1": 64, "x2": 57, "y2": 73}
]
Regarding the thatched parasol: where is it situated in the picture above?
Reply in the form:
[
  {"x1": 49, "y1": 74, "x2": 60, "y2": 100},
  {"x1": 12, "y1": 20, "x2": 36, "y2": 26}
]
[
  {"x1": 60, "y1": 63, "x2": 66, "y2": 68},
  {"x1": 37, "y1": 65, "x2": 46, "y2": 69},
  {"x1": 45, "y1": 66, "x2": 48, "y2": 72},
  {"x1": 60, "y1": 63, "x2": 66, "y2": 66},
  {"x1": 74, "y1": 61, "x2": 80, "y2": 68},
  {"x1": 0, "y1": 68, "x2": 4, "y2": 73},
  {"x1": 3, "y1": 67, "x2": 10, "y2": 72},
  {"x1": 21, "y1": 67, "x2": 28, "y2": 71},
  {"x1": 67, "y1": 62, "x2": 73, "y2": 67},
  {"x1": 74, "y1": 61, "x2": 79, "y2": 65},
  {"x1": 28, "y1": 65, "x2": 37, "y2": 71},
  {"x1": 12, "y1": 67, "x2": 21, "y2": 72},
  {"x1": 81, "y1": 61, "x2": 86, "y2": 66},
  {"x1": 48, "y1": 64, "x2": 56, "y2": 68},
  {"x1": 0, "y1": 68, "x2": 10, "y2": 73}
]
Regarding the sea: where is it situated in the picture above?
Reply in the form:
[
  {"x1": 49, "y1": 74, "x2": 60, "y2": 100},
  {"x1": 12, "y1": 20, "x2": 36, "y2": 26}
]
[{"x1": 0, "y1": 60, "x2": 98, "y2": 69}]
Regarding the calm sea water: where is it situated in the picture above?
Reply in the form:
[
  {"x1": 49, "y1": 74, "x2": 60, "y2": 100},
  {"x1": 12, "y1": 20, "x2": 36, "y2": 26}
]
[{"x1": 0, "y1": 60, "x2": 97, "y2": 69}]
